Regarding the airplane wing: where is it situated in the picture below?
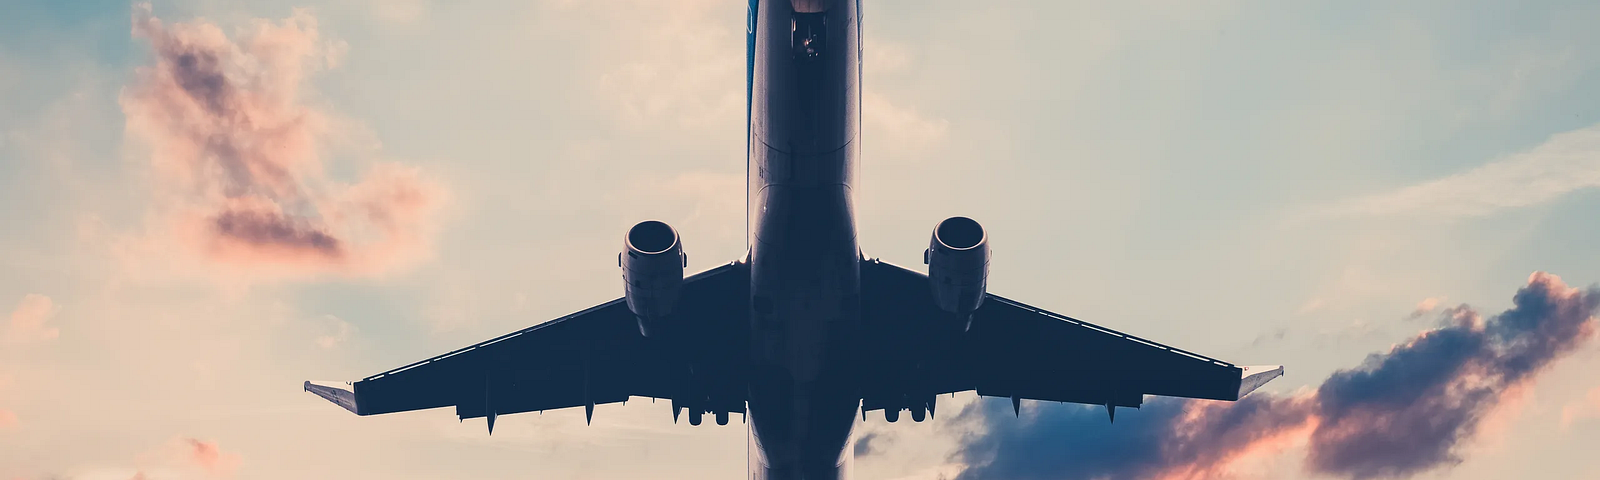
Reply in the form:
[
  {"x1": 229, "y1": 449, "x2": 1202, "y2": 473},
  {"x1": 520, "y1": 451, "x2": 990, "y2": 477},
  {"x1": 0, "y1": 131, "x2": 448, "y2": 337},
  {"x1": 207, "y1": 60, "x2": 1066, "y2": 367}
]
[
  {"x1": 304, "y1": 262, "x2": 750, "y2": 428},
  {"x1": 859, "y1": 259, "x2": 1282, "y2": 415}
]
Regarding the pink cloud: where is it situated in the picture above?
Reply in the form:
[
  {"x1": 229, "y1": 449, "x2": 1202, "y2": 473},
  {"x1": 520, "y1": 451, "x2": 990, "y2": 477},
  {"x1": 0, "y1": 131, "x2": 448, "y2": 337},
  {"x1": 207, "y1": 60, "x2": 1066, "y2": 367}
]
[
  {"x1": 121, "y1": 4, "x2": 444, "y2": 279},
  {"x1": 112, "y1": 438, "x2": 241, "y2": 480},
  {"x1": 0, "y1": 373, "x2": 13, "y2": 429},
  {"x1": 185, "y1": 438, "x2": 241, "y2": 477},
  {"x1": 1408, "y1": 296, "x2": 1445, "y2": 319},
  {"x1": 1561, "y1": 387, "x2": 1600, "y2": 428},
  {"x1": 6, "y1": 294, "x2": 60, "y2": 343}
]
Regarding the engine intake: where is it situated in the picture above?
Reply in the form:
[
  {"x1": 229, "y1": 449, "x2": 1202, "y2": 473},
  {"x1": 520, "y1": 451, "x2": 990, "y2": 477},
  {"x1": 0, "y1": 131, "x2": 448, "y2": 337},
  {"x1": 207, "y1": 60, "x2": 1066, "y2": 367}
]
[
  {"x1": 621, "y1": 220, "x2": 685, "y2": 337},
  {"x1": 925, "y1": 216, "x2": 989, "y2": 330}
]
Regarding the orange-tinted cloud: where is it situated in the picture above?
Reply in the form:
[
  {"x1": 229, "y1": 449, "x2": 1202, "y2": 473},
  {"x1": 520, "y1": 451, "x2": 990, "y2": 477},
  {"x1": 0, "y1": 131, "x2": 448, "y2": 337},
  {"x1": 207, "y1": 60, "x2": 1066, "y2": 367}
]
[
  {"x1": 6, "y1": 294, "x2": 59, "y2": 344},
  {"x1": 0, "y1": 373, "x2": 13, "y2": 429},
  {"x1": 185, "y1": 438, "x2": 241, "y2": 477},
  {"x1": 954, "y1": 272, "x2": 1599, "y2": 480},
  {"x1": 1561, "y1": 387, "x2": 1600, "y2": 428},
  {"x1": 113, "y1": 438, "x2": 241, "y2": 480},
  {"x1": 1408, "y1": 296, "x2": 1444, "y2": 319},
  {"x1": 121, "y1": 4, "x2": 443, "y2": 278}
]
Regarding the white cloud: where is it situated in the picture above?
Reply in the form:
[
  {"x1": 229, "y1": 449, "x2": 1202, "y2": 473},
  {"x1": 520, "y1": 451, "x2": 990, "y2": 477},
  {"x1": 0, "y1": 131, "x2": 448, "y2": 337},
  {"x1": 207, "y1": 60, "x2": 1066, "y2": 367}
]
[
  {"x1": 866, "y1": 37, "x2": 914, "y2": 75},
  {"x1": 864, "y1": 92, "x2": 950, "y2": 150},
  {"x1": 1409, "y1": 296, "x2": 1446, "y2": 319},
  {"x1": 314, "y1": 314, "x2": 356, "y2": 349},
  {"x1": 1327, "y1": 123, "x2": 1600, "y2": 218},
  {"x1": 586, "y1": 0, "x2": 744, "y2": 131},
  {"x1": 883, "y1": 463, "x2": 965, "y2": 480},
  {"x1": 620, "y1": 171, "x2": 747, "y2": 248}
]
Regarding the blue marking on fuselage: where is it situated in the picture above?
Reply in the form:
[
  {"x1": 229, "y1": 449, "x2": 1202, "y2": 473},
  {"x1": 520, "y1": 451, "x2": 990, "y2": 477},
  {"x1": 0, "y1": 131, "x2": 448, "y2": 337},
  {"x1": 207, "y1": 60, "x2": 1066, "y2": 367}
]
[{"x1": 745, "y1": 0, "x2": 758, "y2": 251}]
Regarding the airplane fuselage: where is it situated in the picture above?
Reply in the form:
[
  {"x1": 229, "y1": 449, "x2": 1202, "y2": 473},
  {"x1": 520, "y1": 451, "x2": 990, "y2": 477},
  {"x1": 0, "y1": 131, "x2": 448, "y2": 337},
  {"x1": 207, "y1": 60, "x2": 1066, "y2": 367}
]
[{"x1": 745, "y1": 0, "x2": 863, "y2": 478}]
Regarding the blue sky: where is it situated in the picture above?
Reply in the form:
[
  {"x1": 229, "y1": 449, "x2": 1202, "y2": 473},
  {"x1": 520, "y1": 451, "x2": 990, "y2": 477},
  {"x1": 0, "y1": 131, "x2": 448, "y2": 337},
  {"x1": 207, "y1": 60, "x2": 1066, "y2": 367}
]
[{"x1": 1, "y1": 1, "x2": 1598, "y2": 479}]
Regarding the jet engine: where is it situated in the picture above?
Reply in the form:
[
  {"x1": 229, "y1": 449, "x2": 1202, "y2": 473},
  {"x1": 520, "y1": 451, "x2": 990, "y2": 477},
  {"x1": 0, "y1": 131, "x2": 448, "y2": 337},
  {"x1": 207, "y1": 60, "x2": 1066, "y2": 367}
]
[
  {"x1": 621, "y1": 220, "x2": 686, "y2": 337},
  {"x1": 924, "y1": 216, "x2": 989, "y2": 330}
]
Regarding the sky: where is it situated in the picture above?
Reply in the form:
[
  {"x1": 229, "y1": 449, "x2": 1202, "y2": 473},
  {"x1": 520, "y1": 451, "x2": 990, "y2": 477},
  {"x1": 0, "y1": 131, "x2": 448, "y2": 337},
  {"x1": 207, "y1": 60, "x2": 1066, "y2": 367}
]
[{"x1": 1, "y1": 0, "x2": 1599, "y2": 479}]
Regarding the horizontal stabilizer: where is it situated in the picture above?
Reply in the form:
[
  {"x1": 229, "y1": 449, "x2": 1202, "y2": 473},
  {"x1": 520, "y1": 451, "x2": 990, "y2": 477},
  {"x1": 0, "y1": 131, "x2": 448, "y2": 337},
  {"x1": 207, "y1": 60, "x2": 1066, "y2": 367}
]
[
  {"x1": 305, "y1": 380, "x2": 360, "y2": 415},
  {"x1": 1236, "y1": 365, "x2": 1284, "y2": 400}
]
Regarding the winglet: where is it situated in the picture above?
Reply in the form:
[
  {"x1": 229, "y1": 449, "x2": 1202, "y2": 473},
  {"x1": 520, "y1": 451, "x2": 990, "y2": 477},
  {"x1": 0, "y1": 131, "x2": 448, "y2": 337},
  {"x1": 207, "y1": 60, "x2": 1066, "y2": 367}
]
[
  {"x1": 1236, "y1": 365, "x2": 1284, "y2": 400},
  {"x1": 304, "y1": 380, "x2": 360, "y2": 415}
]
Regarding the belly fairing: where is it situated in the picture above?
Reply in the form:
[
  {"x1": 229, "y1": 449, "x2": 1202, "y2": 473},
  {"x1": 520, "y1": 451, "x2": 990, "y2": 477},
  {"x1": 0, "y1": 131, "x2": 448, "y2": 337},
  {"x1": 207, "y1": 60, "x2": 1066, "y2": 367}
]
[{"x1": 745, "y1": 0, "x2": 862, "y2": 478}]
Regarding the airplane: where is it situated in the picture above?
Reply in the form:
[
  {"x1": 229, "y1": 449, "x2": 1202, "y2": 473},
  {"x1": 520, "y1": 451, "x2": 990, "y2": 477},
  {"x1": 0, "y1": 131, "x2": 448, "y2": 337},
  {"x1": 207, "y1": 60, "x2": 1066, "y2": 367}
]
[{"x1": 304, "y1": 1, "x2": 1284, "y2": 478}]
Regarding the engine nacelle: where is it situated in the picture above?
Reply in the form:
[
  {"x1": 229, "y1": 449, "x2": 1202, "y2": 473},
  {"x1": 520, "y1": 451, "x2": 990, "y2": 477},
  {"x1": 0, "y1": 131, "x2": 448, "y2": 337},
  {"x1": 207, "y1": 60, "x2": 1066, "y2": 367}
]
[
  {"x1": 621, "y1": 220, "x2": 686, "y2": 337},
  {"x1": 924, "y1": 216, "x2": 989, "y2": 330}
]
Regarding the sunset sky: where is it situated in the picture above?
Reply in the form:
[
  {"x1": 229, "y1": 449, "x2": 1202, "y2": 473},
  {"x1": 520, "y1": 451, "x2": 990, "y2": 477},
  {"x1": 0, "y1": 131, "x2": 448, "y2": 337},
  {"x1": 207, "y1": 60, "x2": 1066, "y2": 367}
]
[{"x1": 3, "y1": 1, "x2": 1599, "y2": 479}]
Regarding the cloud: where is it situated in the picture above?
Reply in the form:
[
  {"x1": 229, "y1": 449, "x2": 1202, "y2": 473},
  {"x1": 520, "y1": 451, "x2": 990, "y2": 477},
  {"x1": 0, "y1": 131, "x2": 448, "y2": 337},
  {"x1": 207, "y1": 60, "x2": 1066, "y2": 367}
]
[
  {"x1": 366, "y1": 0, "x2": 430, "y2": 26},
  {"x1": 183, "y1": 438, "x2": 240, "y2": 477},
  {"x1": 886, "y1": 464, "x2": 967, "y2": 480},
  {"x1": 0, "y1": 372, "x2": 12, "y2": 429},
  {"x1": 1408, "y1": 297, "x2": 1445, "y2": 319},
  {"x1": 6, "y1": 293, "x2": 60, "y2": 344},
  {"x1": 619, "y1": 171, "x2": 746, "y2": 247},
  {"x1": 34, "y1": 438, "x2": 241, "y2": 480},
  {"x1": 587, "y1": 0, "x2": 743, "y2": 131},
  {"x1": 1295, "y1": 298, "x2": 1326, "y2": 315},
  {"x1": 864, "y1": 92, "x2": 950, "y2": 149},
  {"x1": 1326, "y1": 123, "x2": 1600, "y2": 218},
  {"x1": 313, "y1": 314, "x2": 355, "y2": 349},
  {"x1": 1560, "y1": 387, "x2": 1600, "y2": 428},
  {"x1": 860, "y1": 36, "x2": 948, "y2": 151},
  {"x1": 952, "y1": 272, "x2": 1599, "y2": 480},
  {"x1": 854, "y1": 431, "x2": 889, "y2": 458},
  {"x1": 120, "y1": 4, "x2": 444, "y2": 279}
]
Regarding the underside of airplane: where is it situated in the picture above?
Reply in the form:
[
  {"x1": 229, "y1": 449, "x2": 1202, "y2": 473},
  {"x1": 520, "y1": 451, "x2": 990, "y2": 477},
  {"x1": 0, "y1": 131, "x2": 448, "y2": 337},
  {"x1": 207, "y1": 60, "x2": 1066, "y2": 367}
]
[{"x1": 306, "y1": 1, "x2": 1282, "y2": 479}]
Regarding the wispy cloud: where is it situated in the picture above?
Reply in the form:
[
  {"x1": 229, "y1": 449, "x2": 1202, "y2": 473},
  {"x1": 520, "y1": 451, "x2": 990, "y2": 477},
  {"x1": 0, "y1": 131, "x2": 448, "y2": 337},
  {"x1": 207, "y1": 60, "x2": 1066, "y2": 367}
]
[
  {"x1": 6, "y1": 293, "x2": 60, "y2": 344},
  {"x1": 26, "y1": 437, "x2": 241, "y2": 480},
  {"x1": 0, "y1": 372, "x2": 14, "y2": 429},
  {"x1": 952, "y1": 272, "x2": 1599, "y2": 480},
  {"x1": 865, "y1": 92, "x2": 951, "y2": 149},
  {"x1": 313, "y1": 314, "x2": 355, "y2": 349},
  {"x1": 183, "y1": 438, "x2": 241, "y2": 477},
  {"x1": 0, "y1": 294, "x2": 54, "y2": 426},
  {"x1": 587, "y1": 0, "x2": 743, "y2": 131},
  {"x1": 120, "y1": 4, "x2": 444, "y2": 279},
  {"x1": 1561, "y1": 387, "x2": 1600, "y2": 428},
  {"x1": 862, "y1": 37, "x2": 949, "y2": 151},
  {"x1": 1326, "y1": 123, "x2": 1600, "y2": 218},
  {"x1": 1409, "y1": 296, "x2": 1446, "y2": 319},
  {"x1": 854, "y1": 431, "x2": 890, "y2": 458}
]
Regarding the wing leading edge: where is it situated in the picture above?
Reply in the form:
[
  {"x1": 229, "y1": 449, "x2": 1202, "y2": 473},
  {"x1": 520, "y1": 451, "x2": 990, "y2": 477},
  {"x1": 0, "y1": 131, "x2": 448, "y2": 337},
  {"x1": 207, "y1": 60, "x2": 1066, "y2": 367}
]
[
  {"x1": 859, "y1": 259, "x2": 1281, "y2": 414},
  {"x1": 304, "y1": 263, "x2": 750, "y2": 426}
]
